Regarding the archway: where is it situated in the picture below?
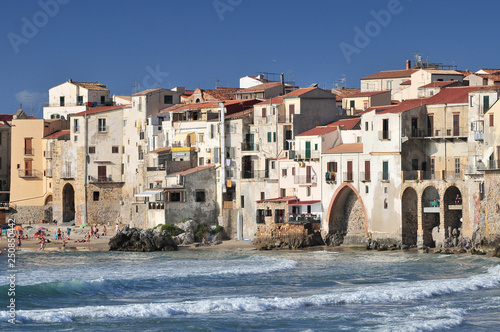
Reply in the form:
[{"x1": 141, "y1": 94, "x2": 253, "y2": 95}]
[
  {"x1": 44, "y1": 195, "x2": 53, "y2": 223},
  {"x1": 401, "y1": 187, "x2": 418, "y2": 246},
  {"x1": 422, "y1": 186, "x2": 440, "y2": 247},
  {"x1": 62, "y1": 184, "x2": 75, "y2": 223},
  {"x1": 443, "y1": 186, "x2": 462, "y2": 246},
  {"x1": 328, "y1": 184, "x2": 367, "y2": 245}
]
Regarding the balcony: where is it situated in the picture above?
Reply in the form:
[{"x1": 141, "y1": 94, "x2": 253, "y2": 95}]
[
  {"x1": 294, "y1": 174, "x2": 317, "y2": 185},
  {"x1": 292, "y1": 150, "x2": 320, "y2": 160},
  {"x1": 45, "y1": 168, "x2": 53, "y2": 178},
  {"x1": 241, "y1": 170, "x2": 269, "y2": 179},
  {"x1": 360, "y1": 171, "x2": 371, "y2": 182},
  {"x1": 379, "y1": 172, "x2": 390, "y2": 182},
  {"x1": 325, "y1": 171, "x2": 336, "y2": 184},
  {"x1": 147, "y1": 165, "x2": 166, "y2": 172},
  {"x1": 474, "y1": 131, "x2": 484, "y2": 141},
  {"x1": 429, "y1": 128, "x2": 467, "y2": 138},
  {"x1": 477, "y1": 160, "x2": 500, "y2": 171},
  {"x1": 443, "y1": 171, "x2": 464, "y2": 180},
  {"x1": 148, "y1": 201, "x2": 165, "y2": 210},
  {"x1": 343, "y1": 172, "x2": 354, "y2": 182},
  {"x1": 0, "y1": 202, "x2": 9, "y2": 210},
  {"x1": 61, "y1": 171, "x2": 74, "y2": 179},
  {"x1": 288, "y1": 214, "x2": 321, "y2": 224},
  {"x1": 18, "y1": 169, "x2": 40, "y2": 178},
  {"x1": 24, "y1": 148, "x2": 34, "y2": 155},
  {"x1": 89, "y1": 175, "x2": 122, "y2": 183},
  {"x1": 241, "y1": 142, "x2": 260, "y2": 152},
  {"x1": 44, "y1": 150, "x2": 53, "y2": 159},
  {"x1": 403, "y1": 171, "x2": 419, "y2": 181},
  {"x1": 172, "y1": 141, "x2": 192, "y2": 148},
  {"x1": 378, "y1": 131, "x2": 391, "y2": 140}
]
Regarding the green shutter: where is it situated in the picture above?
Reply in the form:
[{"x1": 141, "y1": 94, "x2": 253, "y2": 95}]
[
  {"x1": 267, "y1": 132, "x2": 272, "y2": 142},
  {"x1": 273, "y1": 132, "x2": 276, "y2": 142}
]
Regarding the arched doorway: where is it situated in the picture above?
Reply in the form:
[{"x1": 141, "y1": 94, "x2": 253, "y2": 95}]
[
  {"x1": 62, "y1": 184, "x2": 75, "y2": 223},
  {"x1": 328, "y1": 184, "x2": 367, "y2": 245},
  {"x1": 443, "y1": 186, "x2": 462, "y2": 246},
  {"x1": 401, "y1": 187, "x2": 418, "y2": 246},
  {"x1": 422, "y1": 186, "x2": 440, "y2": 247},
  {"x1": 44, "y1": 195, "x2": 53, "y2": 223}
]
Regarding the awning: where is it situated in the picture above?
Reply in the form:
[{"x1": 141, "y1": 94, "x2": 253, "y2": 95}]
[
  {"x1": 288, "y1": 200, "x2": 321, "y2": 206},
  {"x1": 482, "y1": 146, "x2": 494, "y2": 164},
  {"x1": 173, "y1": 132, "x2": 195, "y2": 143},
  {"x1": 94, "y1": 160, "x2": 112, "y2": 164},
  {"x1": 134, "y1": 189, "x2": 163, "y2": 198}
]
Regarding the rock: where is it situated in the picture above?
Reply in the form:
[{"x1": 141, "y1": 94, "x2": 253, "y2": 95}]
[
  {"x1": 174, "y1": 232, "x2": 195, "y2": 245},
  {"x1": 303, "y1": 232, "x2": 325, "y2": 247},
  {"x1": 176, "y1": 219, "x2": 198, "y2": 233},
  {"x1": 493, "y1": 245, "x2": 500, "y2": 258},
  {"x1": 109, "y1": 227, "x2": 177, "y2": 251}
]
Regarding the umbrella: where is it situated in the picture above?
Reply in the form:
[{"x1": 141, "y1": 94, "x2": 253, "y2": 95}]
[
  {"x1": 79, "y1": 223, "x2": 88, "y2": 229},
  {"x1": 1, "y1": 225, "x2": 8, "y2": 229},
  {"x1": 2, "y1": 229, "x2": 7, "y2": 234},
  {"x1": 14, "y1": 226, "x2": 24, "y2": 231},
  {"x1": 36, "y1": 227, "x2": 48, "y2": 231}
]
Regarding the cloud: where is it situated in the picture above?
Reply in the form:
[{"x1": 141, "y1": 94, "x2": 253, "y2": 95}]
[{"x1": 15, "y1": 90, "x2": 48, "y2": 117}]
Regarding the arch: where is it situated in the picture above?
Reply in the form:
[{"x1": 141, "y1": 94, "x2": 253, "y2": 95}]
[
  {"x1": 44, "y1": 195, "x2": 53, "y2": 205},
  {"x1": 325, "y1": 183, "x2": 367, "y2": 245},
  {"x1": 62, "y1": 183, "x2": 75, "y2": 223},
  {"x1": 402, "y1": 187, "x2": 418, "y2": 246},
  {"x1": 443, "y1": 185, "x2": 462, "y2": 246},
  {"x1": 421, "y1": 185, "x2": 440, "y2": 247}
]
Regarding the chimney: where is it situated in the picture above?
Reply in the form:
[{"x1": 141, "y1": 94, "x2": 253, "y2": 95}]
[
  {"x1": 406, "y1": 60, "x2": 411, "y2": 70},
  {"x1": 280, "y1": 73, "x2": 284, "y2": 85},
  {"x1": 68, "y1": 79, "x2": 72, "y2": 83}
]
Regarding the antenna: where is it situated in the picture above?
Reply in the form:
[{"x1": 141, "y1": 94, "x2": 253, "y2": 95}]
[{"x1": 131, "y1": 80, "x2": 141, "y2": 94}]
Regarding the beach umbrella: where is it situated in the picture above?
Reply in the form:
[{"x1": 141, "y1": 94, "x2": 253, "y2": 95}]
[
  {"x1": 14, "y1": 226, "x2": 24, "y2": 231},
  {"x1": 2, "y1": 229, "x2": 7, "y2": 234},
  {"x1": 36, "y1": 227, "x2": 47, "y2": 231},
  {"x1": 79, "y1": 223, "x2": 88, "y2": 229},
  {"x1": 1, "y1": 225, "x2": 8, "y2": 229}
]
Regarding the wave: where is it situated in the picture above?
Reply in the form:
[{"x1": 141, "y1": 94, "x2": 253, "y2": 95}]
[{"x1": 4, "y1": 264, "x2": 499, "y2": 324}]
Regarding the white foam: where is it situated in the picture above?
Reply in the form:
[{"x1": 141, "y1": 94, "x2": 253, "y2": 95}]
[{"x1": 4, "y1": 265, "x2": 499, "y2": 324}]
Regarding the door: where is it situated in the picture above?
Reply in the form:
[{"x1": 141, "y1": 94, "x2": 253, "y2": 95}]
[
  {"x1": 305, "y1": 141, "x2": 311, "y2": 159},
  {"x1": 411, "y1": 118, "x2": 418, "y2": 137},
  {"x1": 382, "y1": 119, "x2": 389, "y2": 139},
  {"x1": 98, "y1": 165, "x2": 107, "y2": 182},
  {"x1": 427, "y1": 115, "x2": 434, "y2": 136},
  {"x1": 24, "y1": 159, "x2": 33, "y2": 176},
  {"x1": 364, "y1": 160, "x2": 370, "y2": 181},
  {"x1": 347, "y1": 161, "x2": 353, "y2": 181},
  {"x1": 453, "y1": 114, "x2": 460, "y2": 136},
  {"x1": 306, "y1": 166, "x2": 312, "y2": 183}
]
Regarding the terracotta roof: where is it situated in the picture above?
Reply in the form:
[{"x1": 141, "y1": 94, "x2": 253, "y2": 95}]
[
  {"x1": 133, "y1": 88, "x2": 162, "y2": 96},
  {"x1": 419, "y1": 81, "x2": 460, "y2": 89},
  {"x1": 225, "y1": 108, "x2": 254, "y2": 120},
  {"x1": 235, "y1": 82, "x2": 282, "y2": 93},
  {"x1": 425, "y1": 86, "x2": 500, "y2": 105},
  {"x1": 254, "y1": 97, "x2": 284, "y2": 105},
  {"x1": 257, "y1": 196, "x2": 297, "y2": 203},
  {"x1": 422, "y1": 69, "x2": 464, "y2": 76},
  {"x1": 0, "y1": 114, "x2": 14, "y2": 122},
  {"x1": 331, "y1": 88, "x2": 361, "y2": 101},
  {"x1": 282, "y1": 87, "x2": 317, "y2": 98},
  {"x1": 324, "y1": 143, "x2": 363, "y2": 154},
  {"x1": 71, "y1": 81, "x2": 108, "y2": 91},
  {"x1": 345, "y1": 90, "x2": 390, "y2": 98},
  {"x1": 44, "y1": 129, "x2": 70, "y2": 139},
  {"x1": 374, "y1": 98, "x2": 429, "y2": 114},
  {"x1": 476, "y1": 69, "x2": 500, "y2": 74},
  {"x1": 400, "y1": 80, "x2": 411, "y2": 85},
  {"x1": 168, "y1": 164, "x2": 215, "y2": 177},
  {"x1": 204, "y1": 87, "x2": 239, "y2": 100},
  {"x1": 150, "y1": 147, "x2": 171, "y2": 154},
  {"x1": 72, "y1": 105, "x2": 128, "y2": 116},
  {"x1": 157, "y1": 99, "x2": 258, "y2": 115},
  {"x1": 361, "y1": 69, "x2": 417, "y2": 80},
  {"x1": 326, "y1": 117, "x2": 361, "y2": 130},
  {"x1": 296, "y1": 126, "x2": 337, "y2": 137}
]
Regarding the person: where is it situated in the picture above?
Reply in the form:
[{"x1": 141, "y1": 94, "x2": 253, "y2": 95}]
[
  {"x1": 67, "y1": 227, "x2": 71, "y2": 240},
  {"x1": 115, "y1": 224, "x2": 119, "y2": 233},
  {"x1": 90, "y1": 227, "x2": 94, "y2": 238},
  {"x1": 17, "y1": 236, "x2": 21, "y2": 249},
  {"x1": 103, "y1": 226, "x2": 107, "y2": 236},
  {"x1": 39, "y1": 238, "x2": 45, "y2": 251},
  {"x1": 57, "y1": 228, "x2": 62, "y2": 240},
  {"x1": 95, "y1": 226, "x2": 99, "y2": 238},
  {"x1": 455, "y1": 194, "x2": 461, "y2": 205},
  {"x1": 85, "y1": 232, "x2": 90, "y2": 243}
]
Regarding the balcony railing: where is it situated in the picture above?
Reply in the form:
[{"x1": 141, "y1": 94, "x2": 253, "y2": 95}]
[
  {"x1": 443, "y1": 171, "x2": 464, "y2": 180},
  {"x1": 430, "y1": 128, "x2": 467, "y2": 137},
  {"x1": 477, "y1": 160, "x2": 500, "y2": 171},
  {"x1": 18, "y1": 169, "x2": 39, "y2": 178},
  {"x1": 241, "y1": 170, "x2": 268, "y2": 179},
  {"x1": 379, "y1": 172, "x2": 390, "y2": 182},
  {"x1": 61, "y1": 171, "x2": 74, "y2": 179},
  {"x1": 378, "y1": 131, "x2": 391, "y2": 140},
  {"x1": 44, "y1": 150, "x2": 52, "y2": 159},
  {"x1": 288, "y1": 214, "x2": 321, "y2": 223},
  {"x1": 474, "y1": 131, "x2": 484, "y2": 141},
  {"x1": 294, "y1": 174, "x2": 317, "y2": 185},
  {"x1": 148, "y1": 202, "x2": 165, "y2": 210},
  {"x1": 403, "y1": 171, "x2": 419, "y2": 181},
  {"x1": 360, "y1": 171, "x2": 371, "y2": 182},
  {"x1": 147, "y1": 165, "x2": 166, "y2": 172},
  {"x1": 292, "y1": 150, "x2": 320, "y2": 160},
  {"x1": 241, "y1": 142, "x2": 260, "y2": 152},
  {"x1": 343, "y1": 172, "x2": 354, "y2": 182},
  {"x1": 89, "y1": 175, "x2": 122, "y2": 183},
  {"x1": 24, "y1": 148, "x2": 34, "y2": 155},
  {"x1": 172, "y1": 141, "x2": 192, "y2": 148}
]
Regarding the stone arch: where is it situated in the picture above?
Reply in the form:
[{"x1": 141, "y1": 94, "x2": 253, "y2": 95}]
[
  {"x1": 44, "y1": 194, "x2": 53, "y2": 223},
  {"x1": 62, "y1": 183, "x2": 75, "y2": 223},
  {"x1": 44, "y1": 195, "x2": 53, "y2": 205},
  {"x1": 422, "y1": 185, "x2": 440, "y2": 247},
  {"x1": 443, "y1": 185, "x2": 462, "y2": 246},
  {"x1": 326, "y1": 183, "x2": 367, "y2": 245},
  {"x1": 401, "y1": 187, "x2": 418, "y2": 246}
]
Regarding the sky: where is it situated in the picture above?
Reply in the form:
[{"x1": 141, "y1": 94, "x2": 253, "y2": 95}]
[{"x1": 1, "y1": 0, "x2": 499, "y2": 118}]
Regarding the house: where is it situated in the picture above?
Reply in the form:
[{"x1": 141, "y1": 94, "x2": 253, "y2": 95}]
[{"x1": 341, "y1": 90, "x2": 391, "y2": 115}]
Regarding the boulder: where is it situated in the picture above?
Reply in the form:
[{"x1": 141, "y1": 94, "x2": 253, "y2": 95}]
[
  {"x1": 493, "y1": 245, "x2": 500, "y2": 258},
  {"x1": 109, "y1": 227, "x2": 177, "y2": 251},
  {"x1": 174, "y1": 232, "x2": 195, "y2": 245},
  {"x1": 176, "y1": 219, "x2": 198, "y2": 233}
]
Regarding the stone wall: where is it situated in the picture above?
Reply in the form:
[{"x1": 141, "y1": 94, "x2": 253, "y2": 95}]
[
  {"x1": 401, "y1": 188, "x2": 418, "y2": 246},
  {"x1": 485, "y1": 171, "x2": 500, "y2": 241},
  {"x1": 8, "y1": 206, "x2": 46, "y2": 225},
  {"x1": 86, "y1": 183, "x2": 124, "y2": 225}
]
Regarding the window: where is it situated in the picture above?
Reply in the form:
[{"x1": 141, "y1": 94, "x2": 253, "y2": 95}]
[
  {"x1": 289, "y1": 104, "x2": 295, "y2": 118},
  {"x1": 384, "y1": 199, "x2": 388, "y2": 209},
  {"x1": 387, "y1": 80, "x2": 392, "y2": 90},
  {"x1": 327, "y1": 161, "x2": 337, "y2": 172},
  {"x1": 412, "y1": 159, "x2": 418, "y2": 171},
  {"x1": 24, "y1": 138, "x2": 33, "y2": 155},
  {"x1": 98, "y1": 165, "x2": 106, "y2": 181},
  {"x1": 77, "y1": 95, "x2": 83, "y2": 105},
  {"x1": 74, "y1": 135, "x2": 78, "y2": 142},
  {"x1": 484, "y1": 95, "x2": 490, "y2": 113},
  {"x1": 455, "y1": 158, "x2": 461, "y2": 177},
  {"x1": 292, "y1": 167, "x2": 295, "y2": 176},
  {"x1": 138, "y1": 146, "x2": 144, "y2": 160},
  {"x1": 164, "y1": 95, "x2": 173, "y2": 104},
  {"x1": 366, "y1": 185, "x2": 369, "y2": 193},
  {"x1": 241, "y1": 195, "x2": 244, "y2": 208},
  {"x1": 60, "y1": 96, "x2": 65, "y2": 106},
  {"x1": 169, "y1": 192, "x2": 182, "y2": 202},
  {"x1": 306, "y1": 187, "x2": 311, "y2": 197},
  {"x1": 101, "y1": 96, "x2": 105, "y2": 105},
  {"x1": 124, "y1": 119, "x2": 127, "y2": 127},
  {"x1": 98, "y1": 118, "x2": 106, "y2": 132},
  {"x1": 260, "y1": 192, "x2": 265, "y2": 200},
  {"x1": 382, "y1": 119, "x2": 389, "y2": 139},
  {"x1": 73, "y1": 119, "x2": 79, "y2": 132},
  {"x1": 89, "y1": 146, "x2": 95, "y2": 154},
  {"x1": 0, "y1": 157, "x2": 2, "y2": 169},
  {"x1": 490, "y1": 114, "x2": 494, "y2": 127},
  {"x1": 281, "y1": 168, "x2": 287, "y2": 177},
  {"x1": 267, "y1": 132, "x2": 272, "y2": 142},
  {"x1": 0, "y1": 133, "x2": 2, "y2": 145},
  {"x1": 195, "y1": 190, "x2": 206, "y2": 202},
  {"x1": 470, "y1": 96, "x2": 473, "y2": 107},
  {"x1": 365, "y1": 122, "x2": 368, "y2": 131},
  {"x1": 93, "y1": 191, "x2": 99, "y2": 201},
  {"x1": 350, "y1": 100, "x2": 355, "y2": 109},
  {"x1": 382, "y1": 161, "x2": 389, "y2": 181},
  {"x1": 314, "y1": 143, "x2": 318, "y2": 151},
  {"x1": 271, "y1": 161, "x2": 275, "y2": 169},
  {"x1": 364, "y1": 160, "x2": 370, "y2": 181},
  {"x1": 273, "y1": 132, "x2": 276, "y2": 142},
  {"x1": 262, "y1": 107, "x2": 266, "y2": 117},
  {"x1": 112, "y1": 146, "x2": 119, "y2": 153},
  {"x1": 281, "y1": 188, "x2": 286, "y2": 197}
]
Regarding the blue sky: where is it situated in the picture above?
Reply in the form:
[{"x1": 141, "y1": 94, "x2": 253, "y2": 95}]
[{"x1": 1, "y1": 0, "x2": 499, "y2": 117}]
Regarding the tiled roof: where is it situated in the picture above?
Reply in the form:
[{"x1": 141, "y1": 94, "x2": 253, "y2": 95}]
[
  {"x1": 0, "y1": 114, "x2": 14, "y2": 122},
  {"x1": 419, "y1": 80, "x2": 460, "y2": 89},
  {"x1": 225, "y1": 108, "x2": 254, "y2": 120},
  {"x1": 282, "y1": 87, "x2": 316, "y2": 98},
  {"x1": 326, "y1": 117, "x2": 361, "y2": 130},
  {"x1": 361, "y1": 69, "x2": 417, "y2": 80},
  {"x1": 72, "y1": 105, "x2": 128, "y2": 116},
  {"x1": 257, "y1": 196, "x2": 297, "y2": 203},
  {"x1": 235, "y1": 82, "x2": 282, "y2": 93},
  {"x1": 375, "y1": 98, "x2": 429, "y2": 114},
  {"x1": 44, "y1": 129, "x2": 70, "y2": 139},
  {"x1": 168, "y1": 164, "x2": 215, "y2": 177},
  {"x1": 422, "y1": 69, "x2": 464, "y2": 76},
  {"x1": 324, "y1": 143, "x2": 363, "y2": 154},
  {"x1": 132, "y1": 88, "x2": 162, "y2": 96},
  {"x1": 157, "y1": 99, "x2": 257, "y2": 115},
  {"x1": 71, "y1": 81, "x2": 108, "y2": 91},
  {"x1": 331, "y1": 88, "x2": 361, "y2": 101},
  {"x1": 476, "y1": 69, "x2": 500, "y2": 75},
  {"x1": 296, "y1": 126, "x2": 337, "y2": 137},
  {"x1": 400, "y1": 80, "x2": 411, "y2": 85},
  {"x1": 425, "y1": 86, "x2": 500, "y2": 105},
  {"x1": 345, "y1": 90, "x2": 390, "y2": 98},
  {"x1": 150, "y1": 147, "x2": 171, "y2": 154},
  {"x1": 204, "y1": 87, "x2": 239, "y2": 100},
  {"x1": 254, "y1": 97, "x2": 284, "y2": 105}
]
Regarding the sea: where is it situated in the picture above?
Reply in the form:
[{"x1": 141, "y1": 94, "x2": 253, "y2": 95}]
[{"x1": 1, "y1": 248, "x2": 500, "y2": 331}]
